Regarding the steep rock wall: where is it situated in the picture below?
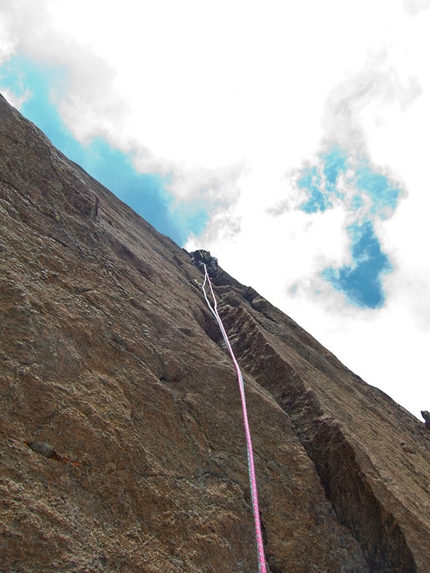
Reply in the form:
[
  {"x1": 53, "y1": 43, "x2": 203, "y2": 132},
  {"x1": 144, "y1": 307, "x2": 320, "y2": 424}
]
[{"x1": 1, "y1": 94, "x2": 429, "y2": 572}]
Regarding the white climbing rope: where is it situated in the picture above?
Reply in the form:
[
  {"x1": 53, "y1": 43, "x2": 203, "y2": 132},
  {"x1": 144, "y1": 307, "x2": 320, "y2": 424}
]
[{"x1": 201, "y1": 266, "x2": 267, "y2": 573}]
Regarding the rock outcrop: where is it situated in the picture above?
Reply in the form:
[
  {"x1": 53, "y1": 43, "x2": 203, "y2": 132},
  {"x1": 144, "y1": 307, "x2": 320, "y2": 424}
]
[{"x1": 1, "y1": 93, "x2": 430, "y2": 572}]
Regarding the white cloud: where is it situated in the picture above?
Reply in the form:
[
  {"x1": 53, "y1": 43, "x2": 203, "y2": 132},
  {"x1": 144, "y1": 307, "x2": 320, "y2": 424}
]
[
  {"x1": 403, "y1": 0, "x2": 430, "y2": 16},
  {"x1": 0, "y1": 8, "x2": 15, "y2": 63}
]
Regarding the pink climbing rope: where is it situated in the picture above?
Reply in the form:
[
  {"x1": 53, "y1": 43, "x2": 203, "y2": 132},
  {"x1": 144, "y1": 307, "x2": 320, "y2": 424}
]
[{"x1": 202, "y1": 266, "x2": 267, "y2": 573}]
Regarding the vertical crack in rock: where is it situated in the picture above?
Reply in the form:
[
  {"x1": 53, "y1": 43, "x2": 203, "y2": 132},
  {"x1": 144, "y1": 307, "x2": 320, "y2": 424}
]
[
  {"x1": 297, "y1": 413, "x2": 416, "y2": 573},
  {"x1": 219, "y1": 301, "x2": 417, "y2": 573}
]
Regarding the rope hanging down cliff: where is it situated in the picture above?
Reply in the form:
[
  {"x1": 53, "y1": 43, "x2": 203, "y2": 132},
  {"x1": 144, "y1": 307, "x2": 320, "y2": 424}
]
[{"x1": 201, "y1": 265, "x2": 268, "y2": 573}]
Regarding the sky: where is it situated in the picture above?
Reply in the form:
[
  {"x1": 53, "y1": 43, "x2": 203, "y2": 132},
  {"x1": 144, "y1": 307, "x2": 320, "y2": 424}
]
[{"x1": 1, "y1": 0, "x2": 429, "y2": 420}]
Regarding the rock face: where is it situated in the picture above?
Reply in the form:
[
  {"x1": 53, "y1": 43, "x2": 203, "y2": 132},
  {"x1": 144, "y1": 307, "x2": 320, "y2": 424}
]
[{"x1": 1, "y1": 93, "x2": 430, "y2": 573}]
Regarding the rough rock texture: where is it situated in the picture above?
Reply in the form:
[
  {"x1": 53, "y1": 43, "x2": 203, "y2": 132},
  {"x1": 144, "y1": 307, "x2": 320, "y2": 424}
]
[{"x1": 1, "y1": 93, "x2": 430, "y2": 572}]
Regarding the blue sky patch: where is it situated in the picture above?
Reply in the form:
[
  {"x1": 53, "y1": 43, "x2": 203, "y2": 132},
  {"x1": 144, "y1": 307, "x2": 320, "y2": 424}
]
[
  {"x1": 297, "y1": 146, "x2": 349, "y2": 213},
  {"x1": 293, "y1": 145, "x2": 403, "y2": 308},
  {"x1": 322, "y1": 146, "x2": 348, "y2": 194},
  {"x1": 355, "y1": 160, "x2": 402, "y2": 219},
  {"x1": 322, "y1": 221, "x2": 392, "y2": 308},
  {"x1": 297, "y1": 165, "x2": 330, "y2": 213},
  {"x1": 0, "y1": 54, "x2": 208, "y2": 245},
  {"x1": 296, "y1": 146, "x2": 403, "y2": 219}
]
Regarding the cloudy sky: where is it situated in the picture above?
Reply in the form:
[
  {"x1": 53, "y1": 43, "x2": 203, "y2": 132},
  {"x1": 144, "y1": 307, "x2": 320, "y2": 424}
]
[{"x1": 1, "y1": 0, "x2": 429, "y2": 419}]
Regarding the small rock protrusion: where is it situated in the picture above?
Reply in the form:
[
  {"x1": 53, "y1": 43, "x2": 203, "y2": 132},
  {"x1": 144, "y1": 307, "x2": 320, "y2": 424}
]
[
  {"x1": 400, "y1": 442, "x2": 416, "y2": 454},
  {"x1": 421, "y1": 410, "x2": 430, "y2": 422},
  {"x1": 27, "y1": 441, "x2": 56, "y2": 458},
  {"x1": 26, "y1": 441, "x2": 81, "y2": 466},
  {"x1": 93, "y1": 196, "x2": 100, "y2": 220},
  {"x1": 420, "y1": 411, "x2": 430, "y2": 431}
]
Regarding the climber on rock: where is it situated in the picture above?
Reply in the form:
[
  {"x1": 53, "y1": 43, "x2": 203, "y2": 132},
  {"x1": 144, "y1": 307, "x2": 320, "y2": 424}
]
[{"x1": 190, "y1": 249, "x2": 218, "y2": 278}]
